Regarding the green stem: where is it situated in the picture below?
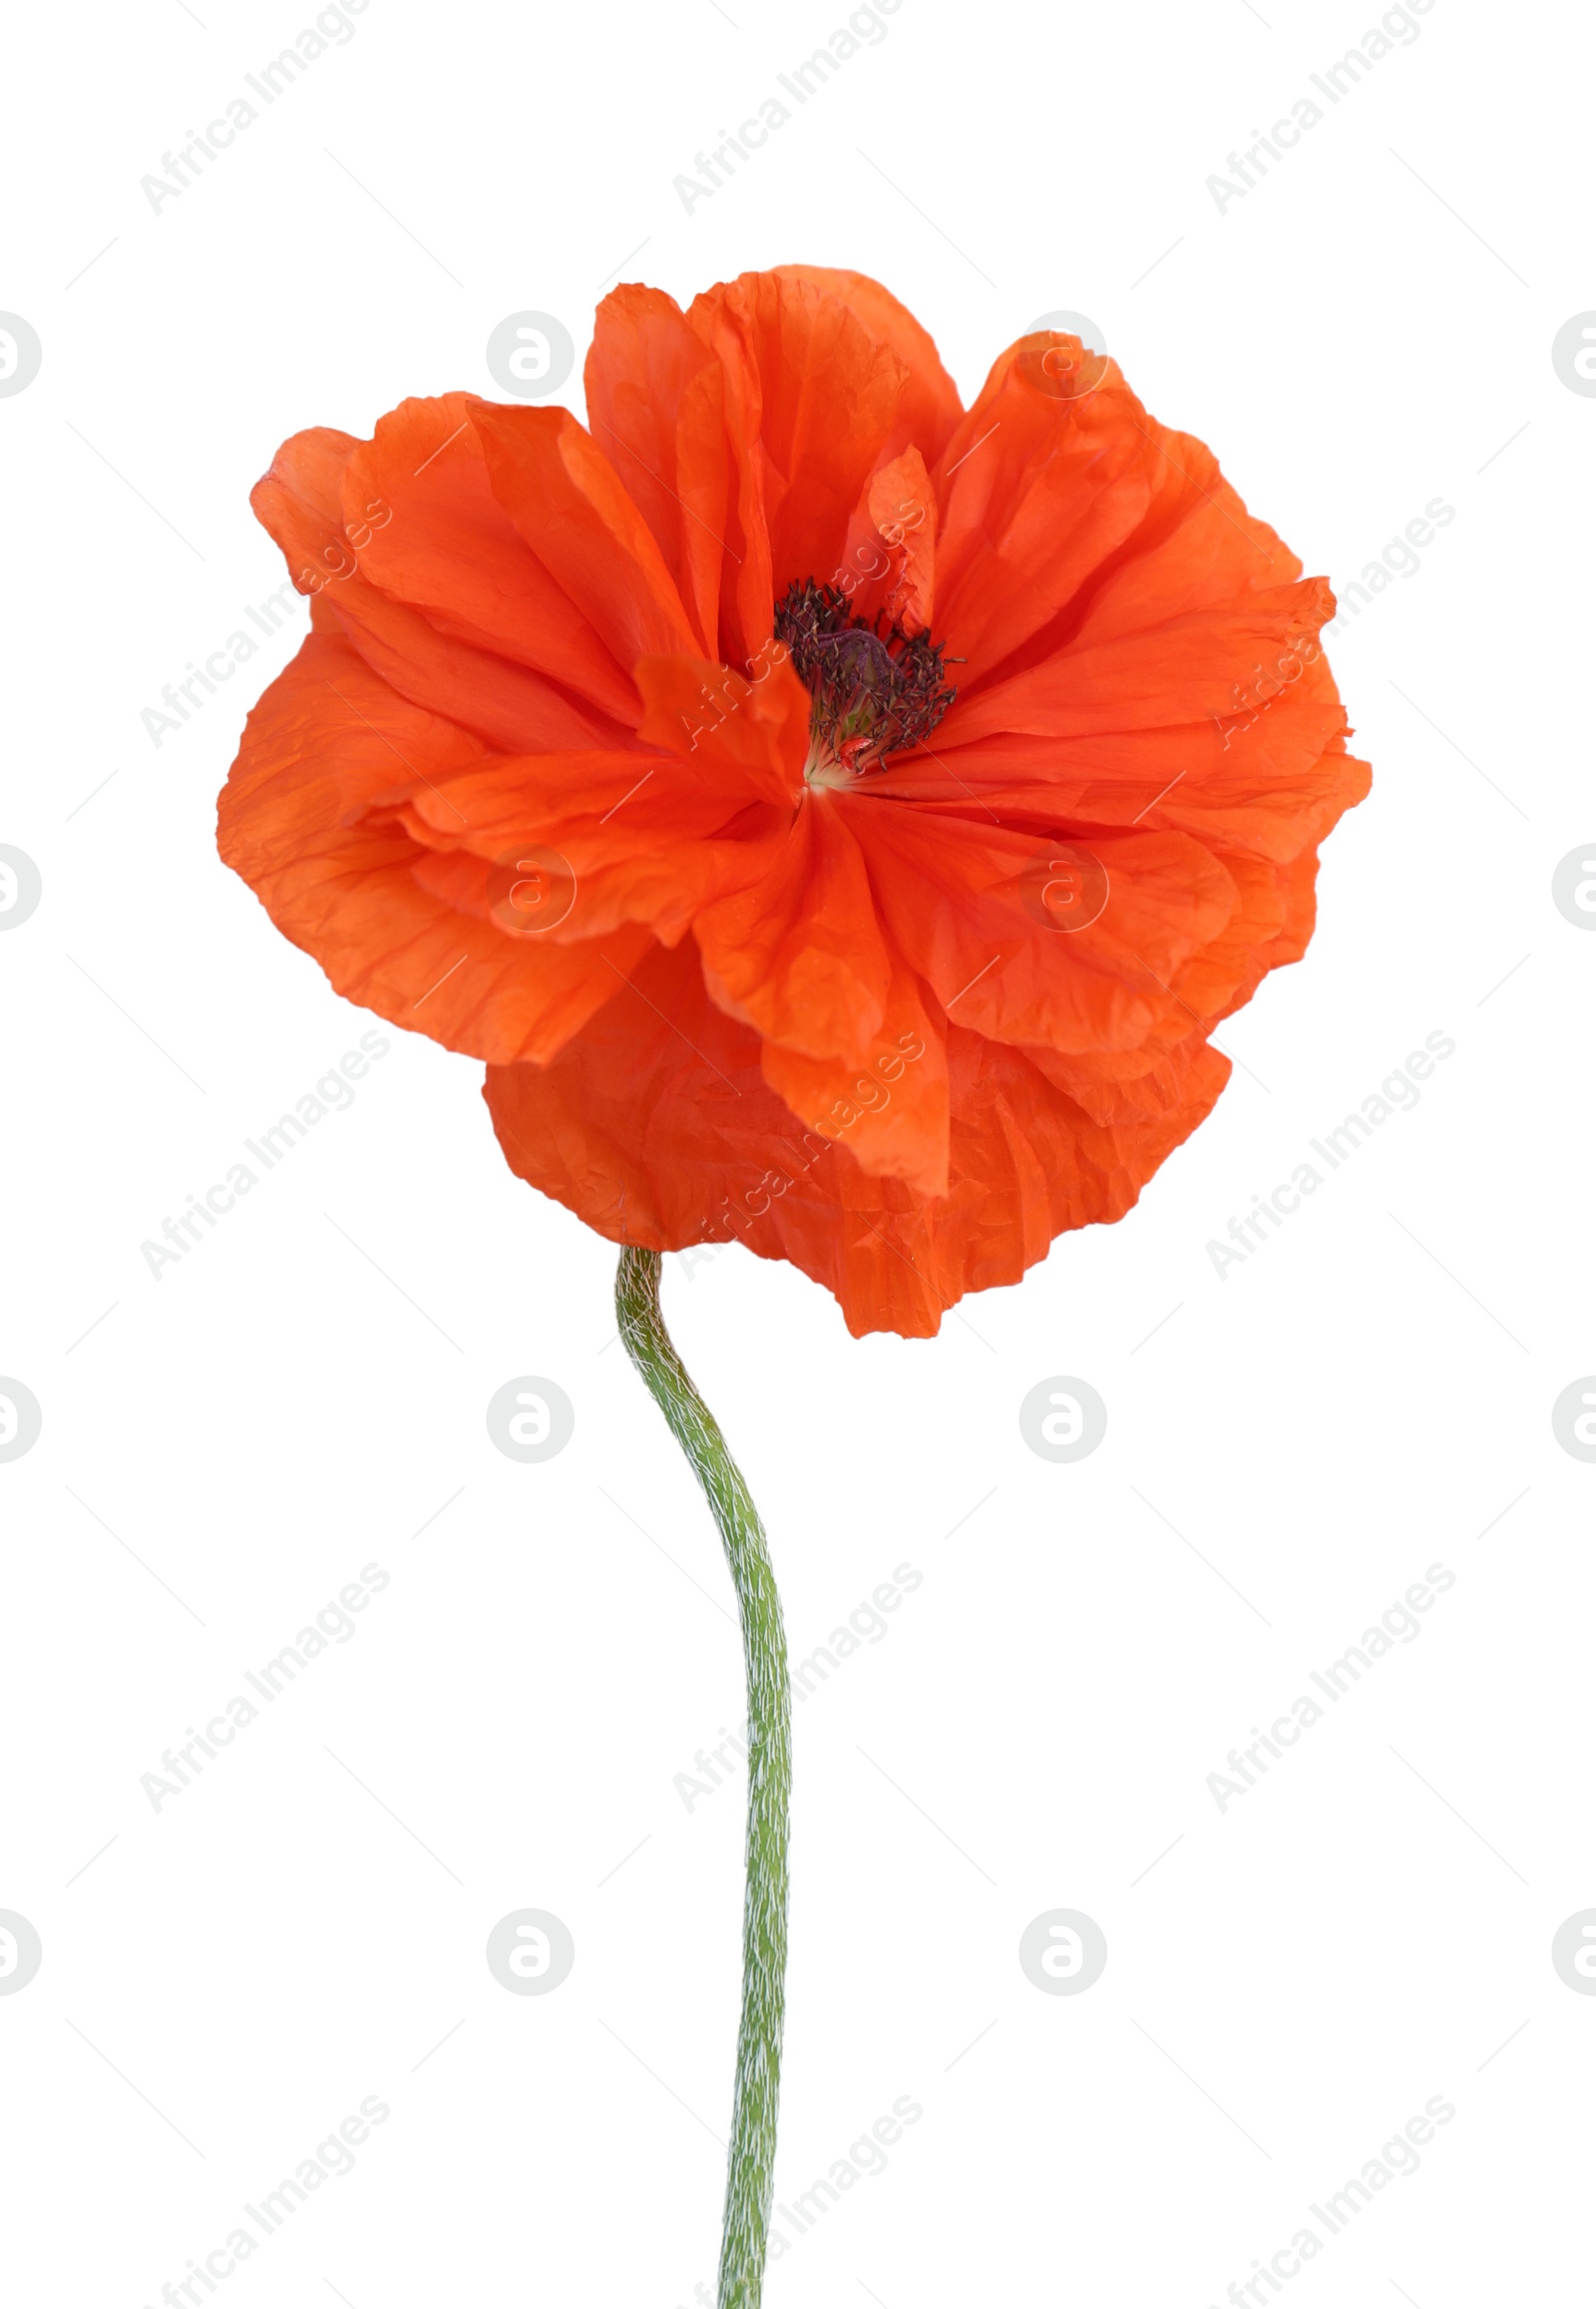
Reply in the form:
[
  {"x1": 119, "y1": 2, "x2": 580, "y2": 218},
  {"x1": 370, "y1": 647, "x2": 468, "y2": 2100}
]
[{"x1": 615, "y1": 1246, "x2": 790, "y2": 2309}]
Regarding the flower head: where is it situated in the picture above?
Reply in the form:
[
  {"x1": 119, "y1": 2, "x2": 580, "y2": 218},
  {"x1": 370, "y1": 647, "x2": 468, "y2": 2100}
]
[{"x1": 218, "y1": 265, "x2": 1368, "y2": 1337}]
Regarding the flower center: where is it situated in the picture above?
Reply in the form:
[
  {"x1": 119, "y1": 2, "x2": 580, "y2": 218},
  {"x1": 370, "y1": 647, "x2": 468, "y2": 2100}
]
[{"x1": 773, "y1": 578, "x2": 959, "y2": 788}]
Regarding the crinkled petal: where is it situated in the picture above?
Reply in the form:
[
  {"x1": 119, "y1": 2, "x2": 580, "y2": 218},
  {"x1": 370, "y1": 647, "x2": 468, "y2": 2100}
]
[
  {"x1": 217, "y1": 632, "x2": 649, "y2": 1063},
  {"x1": 584, "y1": 287, "x2": 730, "y2": 659},
  {"x1": 693, "y1": 792, "x2": 892, "y2": 1065}
]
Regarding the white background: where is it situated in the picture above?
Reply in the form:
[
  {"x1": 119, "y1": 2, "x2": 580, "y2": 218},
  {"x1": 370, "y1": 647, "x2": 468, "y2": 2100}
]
[{"x1": 3, "y1": 0, "x2": 1592, "y2": 2302}]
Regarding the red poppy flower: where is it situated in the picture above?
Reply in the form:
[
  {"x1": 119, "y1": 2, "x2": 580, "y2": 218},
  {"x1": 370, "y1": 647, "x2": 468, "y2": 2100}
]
[{"x1": 218, "y1": 264, "x2": 1368, "y2": 1337}]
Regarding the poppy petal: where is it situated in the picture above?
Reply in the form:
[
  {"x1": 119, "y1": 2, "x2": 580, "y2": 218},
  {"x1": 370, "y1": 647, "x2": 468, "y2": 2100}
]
[
  {"x1": 399, "y1": 749, "x2": 787, "y2": 947},
  {"x1": 931, "y1": 346, "x2": 1157, "y2": 683},
  {"x1": 342, "y1": 393, "x2": 641, "y2": 723},
  {"x1": 846, "y1": 798, "x2": 1236, "y2": 1057},
  {"x1": 218, "y1": 631, "x2": 649, "y2": 1063},
  {"x1": 689, "y1": 269, "x2": 916, "y2": 600},
  {"x1": 470, "y1": 404, "x2": 701, "y2": 670},
  {"x1": 942, "y1": 579, "x2": 1340, "y2": 743},
  {"x1": 764, "y1": 265, "x2": 965, "y2": 463},
  {"x1": 585, "y1": 286, "x2": 731, "y2": 659},
  {"x1": 633, "y1": 649, "x2": 810, "y2": 806},
  {"x1": 759, "y1": 955, "x2": 949, "y2": 1197},
  {"x1": 834, "y1": 446, "x2": 939, "y2": 633},
  {"x1": 692, "y1": 792, "x2": 891, "y2": 1065}
]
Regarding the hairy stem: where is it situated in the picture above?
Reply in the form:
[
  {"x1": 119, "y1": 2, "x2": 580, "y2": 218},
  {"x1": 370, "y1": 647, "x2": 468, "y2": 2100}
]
[{"x1": 614, "y1": 1246, "x2": 790, "y2": 2309}]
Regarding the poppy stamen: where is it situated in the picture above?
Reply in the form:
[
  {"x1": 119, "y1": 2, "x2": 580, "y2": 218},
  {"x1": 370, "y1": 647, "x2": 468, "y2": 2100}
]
[{"x1": 773, "y1": 578, "x2": 959, "y2": 786}]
